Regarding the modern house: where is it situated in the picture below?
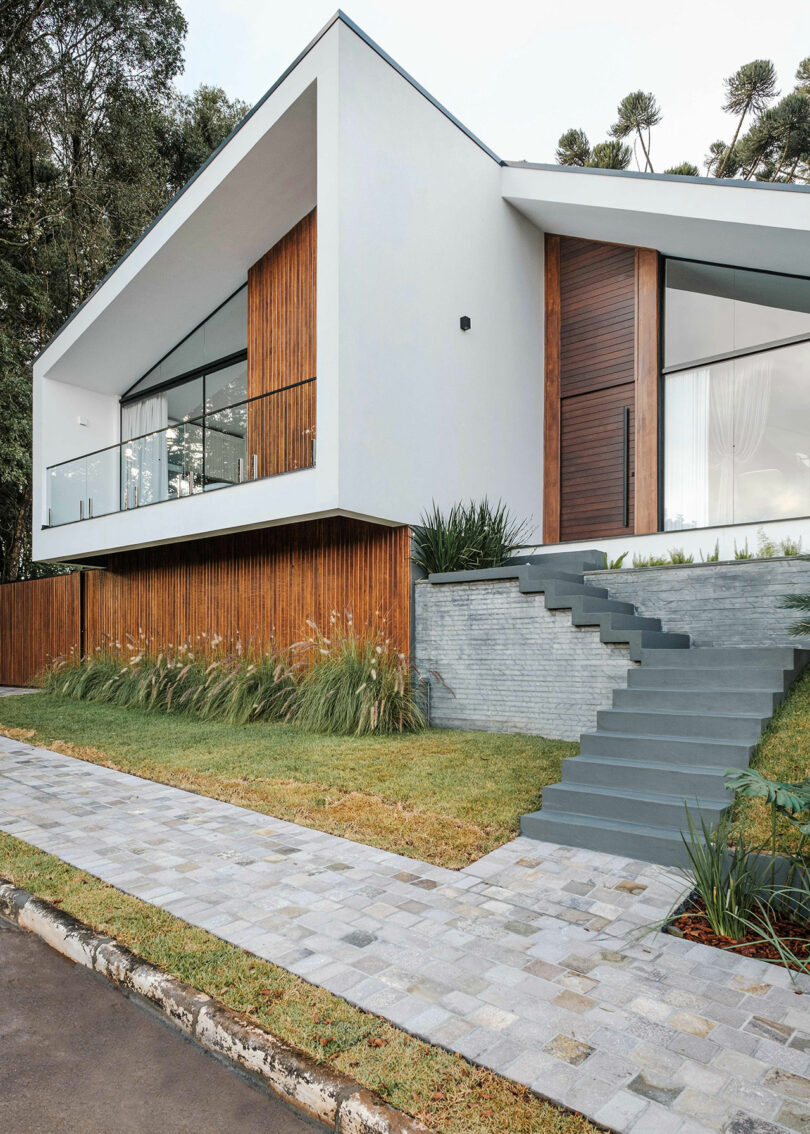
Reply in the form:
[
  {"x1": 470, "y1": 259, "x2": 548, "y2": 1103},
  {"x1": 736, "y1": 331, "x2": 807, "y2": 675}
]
[{"x1": 10, "y1": 11, "x2": 810, "y2": 860}]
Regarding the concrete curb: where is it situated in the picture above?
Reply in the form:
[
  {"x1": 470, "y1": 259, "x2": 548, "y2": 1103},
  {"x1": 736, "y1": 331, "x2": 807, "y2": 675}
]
[{"x1": 0, "y1": 878, "x2": 431, "y2": 1134}]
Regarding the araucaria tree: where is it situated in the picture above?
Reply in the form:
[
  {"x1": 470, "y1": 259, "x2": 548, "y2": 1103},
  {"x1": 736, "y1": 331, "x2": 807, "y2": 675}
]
[
  {"x1": 555, "y1": 55, "x2": 810, "y2": 185},
  {"x1": 0, "y1": 0, "x2": 247, "y2": 581}
]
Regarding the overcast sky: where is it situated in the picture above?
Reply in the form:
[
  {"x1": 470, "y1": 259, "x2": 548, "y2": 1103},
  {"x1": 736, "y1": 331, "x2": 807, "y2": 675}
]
[{"x1": 177, "y1": 0, "x2": 810, "y2": 173}]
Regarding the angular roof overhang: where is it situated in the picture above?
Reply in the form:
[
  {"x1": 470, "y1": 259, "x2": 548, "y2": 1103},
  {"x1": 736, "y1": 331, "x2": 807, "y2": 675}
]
[{"x1": 502, "y1": 163, "x2": 810, "y2": 276}]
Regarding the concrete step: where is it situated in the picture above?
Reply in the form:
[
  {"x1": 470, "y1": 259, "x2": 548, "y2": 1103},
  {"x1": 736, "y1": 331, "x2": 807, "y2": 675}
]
[
  {"x1": 569, "y1": 596, "x2": 638, "y2": 620},
  {"x1": 613, "y1": 686, "x2": 783, "y2": 714},
  {"x1": 561, "y1": 754, "x2": 731, "y2": 801},
  {"x1": 600, "y1": 629, "x2": 690, "y2": 660},
  {"x1": 580, "y1": 729, "x2": 754, "y2": 767},
  {"x1": 511, "y1": 549, "x2": 607, "y2": 572},
  {"x1": 523, "y1": 568, "x2": 587, "y2": 586},
  {"x1": 640, "y1": 646, "x2": 803, "y2": 669},
  {"x1": 543, "y1": 583, "x2": 610, "y2": 607},
  {"x1": 520, "y1": 809, "x2": 692, "y2": 867},
  {"x1": 596, "y1": 707, "x2": 770, "y2": 742},
  {"x1": 571, "y1": 611, "x2": 662, "y2": 631},
  {"x1": 541, "y1": 782, "x2": 728, "y2": 829},
  {"x1": 627, "y1": 665, "x2": 792, "y2": 692}
]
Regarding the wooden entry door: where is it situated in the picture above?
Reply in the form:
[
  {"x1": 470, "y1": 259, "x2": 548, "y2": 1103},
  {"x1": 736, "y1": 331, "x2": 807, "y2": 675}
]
[
  {"x1": 543, "y1": 234, "x2": 659, "y2": 542},
  {"x1": 560, "y1": 384, "x2": 634, "y2": 541}
]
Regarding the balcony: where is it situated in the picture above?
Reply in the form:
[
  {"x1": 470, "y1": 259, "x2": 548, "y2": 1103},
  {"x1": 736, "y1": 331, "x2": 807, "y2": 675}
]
[{"x1": 46, "y1": 379, "x2": 316, "y2": 527}]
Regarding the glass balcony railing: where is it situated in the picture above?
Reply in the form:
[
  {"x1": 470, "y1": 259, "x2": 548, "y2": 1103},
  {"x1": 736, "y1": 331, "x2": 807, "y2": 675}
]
[{"x1": 46, "y1": 378, "x2": 316, "y2": 527}]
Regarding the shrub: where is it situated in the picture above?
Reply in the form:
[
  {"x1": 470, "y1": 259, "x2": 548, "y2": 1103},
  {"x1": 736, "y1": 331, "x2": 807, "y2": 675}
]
[
  {"x1": 288, "y1": 617, "x2": 425, "y2": 735},
  {"x1": 734, "y1": 539, "x2": 754, "y2": 560},
  {"x1": 43, "y1": 635, "x2": 297, "y2": 726},
  {"x1": 757, "y1": 528, "x2": 803, "y2": 559},
  {"x1": 778, "y1": 592, "x2": 810, "y2": 638},
  {"x1": 680, "y1": 809, "x2": 764, "y2": 939},
  {"x1": 604, "y1": 551, "x2": 629, "y2": 570},
  {"x1": 631, "y1": 552, "x2": 668, "y2": 568},
  {"x1": 42, "y1": 620, "x2": 425, "y2": 737},
  {"x1": 668, "y1": 547, "x2": 694, "y2": 565},
  {"x1": 411, "y1": 499, "x2": 531, "y2": 575},
  {"x1": 700, "y1": 541, "x2": 720, "y2": 563}
]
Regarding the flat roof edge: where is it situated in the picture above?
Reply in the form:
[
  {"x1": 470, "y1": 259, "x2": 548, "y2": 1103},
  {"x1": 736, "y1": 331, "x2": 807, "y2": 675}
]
[
  {"x1": 503, "y1": 160, "x2": 810, "y2": 194},
  {"x1": 35, "y1": 10, "x2": 502, "y2": 368}
]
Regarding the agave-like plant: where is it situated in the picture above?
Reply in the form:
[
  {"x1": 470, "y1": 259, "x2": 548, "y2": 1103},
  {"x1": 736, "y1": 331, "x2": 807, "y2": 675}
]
[{"x1": 411, "y1": 498, "x2": 531, "y2": 576}]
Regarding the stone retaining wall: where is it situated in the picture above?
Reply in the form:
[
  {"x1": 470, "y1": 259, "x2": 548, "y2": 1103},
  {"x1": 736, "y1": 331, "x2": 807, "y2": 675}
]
[
  {"x1": 586, "y1": 557, "x2": 810, "y2": 647},
  {"x1": 413, "y1": 579, "x2": 631, "y2": 741}
]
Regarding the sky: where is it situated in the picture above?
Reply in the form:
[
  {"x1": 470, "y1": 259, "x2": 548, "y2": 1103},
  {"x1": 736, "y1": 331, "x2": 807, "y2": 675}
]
[{"x1": 177, "y1": 0, "x2": 810, "y2": 173}]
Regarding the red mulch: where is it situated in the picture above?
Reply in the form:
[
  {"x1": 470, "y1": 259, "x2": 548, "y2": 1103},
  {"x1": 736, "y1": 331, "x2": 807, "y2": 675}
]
[{"x1": 670, "y1": 898, "x2": 810, "y2": 970}]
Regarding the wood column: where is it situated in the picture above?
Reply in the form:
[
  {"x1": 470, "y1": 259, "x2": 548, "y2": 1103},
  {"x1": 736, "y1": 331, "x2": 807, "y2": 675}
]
[
  {"x1": 543, "y1": 234, "x2": 561, "y2": 543},
  {"x1": 634, "y1": 247, "x2": 660, "y2": 533}
]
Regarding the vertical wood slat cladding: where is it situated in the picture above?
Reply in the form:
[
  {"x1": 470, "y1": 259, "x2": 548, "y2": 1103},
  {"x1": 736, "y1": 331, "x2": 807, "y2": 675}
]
[
  {"x1": 247, "y1": 210, "x2": 317, "y2": 478},
  {"x1": 543, "y1": 235, "x2": 562, "y2": 543},
  {"x1": 83, "y1": 519, "x2": 412, "y2": 658},
  {"x1": 0, "y1": 573, "x2": 80, "y2": 685},
  {"x1": 634, "y1": 247, "x2": 661, "y2": 533},
  {"x1": 545, "y1": 234, "x2": 659, "y2": 541}
]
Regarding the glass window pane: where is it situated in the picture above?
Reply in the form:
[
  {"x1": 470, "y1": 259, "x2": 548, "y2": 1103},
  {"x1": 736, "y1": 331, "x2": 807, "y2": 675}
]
[
  {"x1": 665, "y1": 261, "x2": 810, "y2": 369},
  {"x1": 204, "y1": 403, "x2": 247, "y2": 490},
  {"x1": 126, "y1": 285, "x2": 247, "y2": 398},
  {"x1": 204, "y1": 288, "x2": 247, "y2": 363},
  {"x1": 205, "y1": 359, "x2": 248, "y2": 412},
  {"x1": 165, "y1": 376, "x2": 204, "y2": 424},
  {"x1": 665, "y1": 340, "x2": 810, "y2": 529},
  {"x1": 732, "y1": 341, "x2": 810, "y2": 524}
]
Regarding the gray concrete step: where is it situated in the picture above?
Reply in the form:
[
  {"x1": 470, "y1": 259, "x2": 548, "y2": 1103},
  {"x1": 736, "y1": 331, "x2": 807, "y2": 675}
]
[
  {"x1": 561, "y1": 754, "x2": 731, "y2": 800},
  {"x1": 580, "y1": 729, "x2": 754, "y2": 767},
  {"x1": 596, "y1": 707, "x2": 770, "y2": 743},
  {"x1": 572, "y1": 612, "x2": 662, "y2": 631},
  {"x1": 520, "y1": 808, "x2": 690, "y2": 867},
  {"x1": 543, "y1": 583, "x2": 610, "y2": 606},
  {"x1": 600, "y1": 629, "x2": 691, "y2": 660},
  {"x1": 626, "y1": 665, "x2": 792, "y2": 692},
  {"x1": 613, "y1": 686, "x2": 783, "y2": 714},
  {"x1": 640, "y1": 645, "x2": 803, "y2": 669},
  {"x1": 541, "y1": 781, "x2": 728, "y2": 829}
]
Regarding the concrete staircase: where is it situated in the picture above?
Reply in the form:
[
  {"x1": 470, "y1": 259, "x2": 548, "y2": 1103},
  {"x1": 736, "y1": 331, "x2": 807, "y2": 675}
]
[{"x1": 477, "y1": 551, "x2": 810, "y2": 867}]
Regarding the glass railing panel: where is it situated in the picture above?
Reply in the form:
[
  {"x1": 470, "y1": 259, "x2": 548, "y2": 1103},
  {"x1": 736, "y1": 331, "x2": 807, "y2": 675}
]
[
  {"x1": 204, "y1": 402, "x2": 247, "y2": 491},
  {"x1": 45, "y1": 378, "x2": 316, "y2": 525},
  {"x1": 48, "y1": 456, "x2": 87, "y2": 526},
  {"x1": 86, "y1": 445, "x2": 119, "y2": 519}
]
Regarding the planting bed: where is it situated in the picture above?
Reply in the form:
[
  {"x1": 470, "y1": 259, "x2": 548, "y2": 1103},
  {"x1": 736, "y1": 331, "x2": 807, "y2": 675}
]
[{"x1": 668, "y1": 894, "x2": 810, "y2": 970}]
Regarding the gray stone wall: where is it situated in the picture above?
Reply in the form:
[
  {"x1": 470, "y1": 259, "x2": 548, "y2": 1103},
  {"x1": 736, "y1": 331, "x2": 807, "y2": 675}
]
[
  {"x1": 413, "y1": 579, "x2": 632, "y2": 741},
  {"x1": 585, "y1": 557, "x2": 810, "y2": 647}
]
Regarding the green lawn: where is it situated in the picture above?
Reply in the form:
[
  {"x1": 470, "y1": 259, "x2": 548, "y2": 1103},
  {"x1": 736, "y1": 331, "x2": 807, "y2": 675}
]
[
  {"x1": 730, "y1": 666, "x2": 810, "y2": 857},
  {"x1": 0, "y1": 693, "x2": 575, "y2": 868}
]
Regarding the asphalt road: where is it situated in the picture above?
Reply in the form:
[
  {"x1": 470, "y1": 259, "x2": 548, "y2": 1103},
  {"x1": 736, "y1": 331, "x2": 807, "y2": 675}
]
[{"x1": 0, "y1": 914, "x2": 321, "y2": 1134}]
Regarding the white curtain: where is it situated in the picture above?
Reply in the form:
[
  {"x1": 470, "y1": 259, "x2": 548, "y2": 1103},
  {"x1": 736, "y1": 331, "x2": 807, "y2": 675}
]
[
  {"x1": 121, "y1": 394, "x2": 168, "y2": 505},
  {"x1": 664, "y1": 368, "x2": 710, "y2": 529},
  {"x1": 709, "y1": 357, "x2": 772, "y2": 522}
]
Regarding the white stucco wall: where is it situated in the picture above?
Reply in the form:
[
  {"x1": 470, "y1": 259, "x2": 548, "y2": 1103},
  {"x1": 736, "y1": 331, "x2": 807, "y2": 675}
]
[{"x1": 334, "y1": 24, "x2": 544, "y2": 539}]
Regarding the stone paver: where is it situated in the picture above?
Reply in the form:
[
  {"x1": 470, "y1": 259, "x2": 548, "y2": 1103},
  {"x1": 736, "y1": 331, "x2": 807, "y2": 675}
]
[
  {"x1": 0, "y1": 735, "x2": 808, "y2": 1134},
  {"x1": 0, "y1": 687, "x2": 39, "y2": 697}
]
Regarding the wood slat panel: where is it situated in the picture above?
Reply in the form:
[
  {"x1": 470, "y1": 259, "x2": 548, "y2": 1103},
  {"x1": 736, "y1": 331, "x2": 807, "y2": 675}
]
[
  {"x1": 559, "y1": 237, "x2": 637, "y2": 399},
  {"x1": 560, "y1": 386, "x2": 635, "y2": 541},
  {"x1": 247, "y1": 210, "x2": 317, "y2": 478},
  {"x1": 0, "y1": 573, "x2": 81, "y2": 685},
  {"x1": 83, "y1": 519, "x2": 412, "y2": 658}
]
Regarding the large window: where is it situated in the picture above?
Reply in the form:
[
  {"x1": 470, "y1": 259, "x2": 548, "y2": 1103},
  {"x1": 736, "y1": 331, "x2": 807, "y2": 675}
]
[
  {"x1": 120, "y1": 286, "x2": 249, "y2": 507},
  {"x1": 663, "y1": 261, "x2": 810, "y2": 531}
]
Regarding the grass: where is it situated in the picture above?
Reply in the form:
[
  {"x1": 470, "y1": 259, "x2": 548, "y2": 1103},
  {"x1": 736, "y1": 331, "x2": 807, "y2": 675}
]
[
  {"x1": 730, "y1": 666, "x2": 810, "y2": 857},
  {"x1": 0, "y1": 693, "x2": 575, "y2": 869},
  {"x1": 0, "y1": 832, "x2": 597, "y2": 1134}
]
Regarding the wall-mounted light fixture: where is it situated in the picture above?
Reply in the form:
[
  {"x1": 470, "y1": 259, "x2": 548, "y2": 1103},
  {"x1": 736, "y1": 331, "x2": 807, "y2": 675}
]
[{"x1": 459, "y1": 315, "x2": 471, "y2": 331}]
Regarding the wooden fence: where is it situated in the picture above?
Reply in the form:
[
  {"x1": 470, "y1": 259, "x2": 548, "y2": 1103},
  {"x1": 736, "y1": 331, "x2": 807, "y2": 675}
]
[{"x1": 0, "y1": 573, "x2": 81, "y2": 686}]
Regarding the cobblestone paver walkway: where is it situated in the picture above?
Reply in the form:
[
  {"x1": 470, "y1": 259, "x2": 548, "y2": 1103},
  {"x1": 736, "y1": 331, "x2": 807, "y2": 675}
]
[{"x1": 1, "y1": 736, "x2": 808, "y2": 1134}]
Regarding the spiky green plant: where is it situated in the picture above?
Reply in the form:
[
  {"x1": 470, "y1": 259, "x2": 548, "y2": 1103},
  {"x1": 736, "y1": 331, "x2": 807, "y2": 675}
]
[
  {"x1": 289, "y1": 617, "x2": 424, "y2": 736},
  {"x1": 734, "y1": 539, "x2": 754, "y2": 560},
  {"x1": 778, "y1": 592, "x2": 810, "y2": 638},
  {"x1": 668, "y1": 547, "x2": 694, "y2": 565},
  {"x1": 631, "y1": 552, "x2": 669, "y2": 568},
  {"x1": 604, "y1": 551, "x2": 629, "y2": 570},
  {"x1": 700, "y1": 541, "x2": 720, "y2": 563},
  {"x1": 679, "y1": 809, "x2": 764, "y2": 939},
  {"x1": 411, "y1": 499, "x2": 531, "y2": 576}
]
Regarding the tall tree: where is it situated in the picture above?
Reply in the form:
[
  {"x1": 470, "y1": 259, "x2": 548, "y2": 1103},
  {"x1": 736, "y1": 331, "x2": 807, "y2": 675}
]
[
  {"x1": 610, "y1": 90, "x2": 662, "y2": 171},
  {"x1": 0, "y1": 0, "x2": 243, "y2": 580},
  {"x1": 716, "y1": 59, "x2": 778, "y2": 177}
]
